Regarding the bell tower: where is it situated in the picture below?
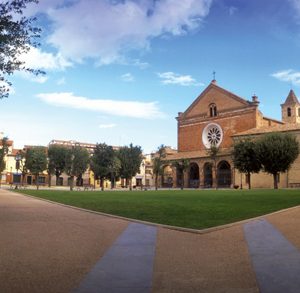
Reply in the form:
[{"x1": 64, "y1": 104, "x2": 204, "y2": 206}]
[{"x1": 281, "y1": 89, "x2": 300, "y2": 124}]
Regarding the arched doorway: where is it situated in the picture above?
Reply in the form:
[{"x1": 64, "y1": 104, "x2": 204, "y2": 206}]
[
  {"x1": 176, "y1": 168, "x2": 183, "y2": 188},
  {"x1": 217, "y1": 161, "x2": 231, "y2": 188},
  {"x1": 204, "y1": 162, "x2": 213, "y2": 188},
  {"x1": 189, "y1": 163, "x2": 199, "y2": 188}
]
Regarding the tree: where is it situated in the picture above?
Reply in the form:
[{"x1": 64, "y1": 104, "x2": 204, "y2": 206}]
[
  {"x1": 232, "y1": 139, "x2": 261, "y2": 189},
  {"x1": 207, "y1": 145, "x2": 219, "y2": 189},
  {"x1": 152, "y1": 145, "x2": 167, "y2": 190},
  {"x1": 48, "y1": 145, "x2": 68, "y2": 187},
  {"x1": 0, "y1": 136, "x2": 9, "y2": 187},
  {"x1": 65, "y1": 146, "x2": 89, "y2": 191},
  {"x1": 90, "y1": 143, "x2": 115, "y2": 191},
  {"x1": 16, "y1": 149, "x2": 28, "y2": 185},
  {"x1": 256, "y1": 133, "x2": 299, "y2": 189},
  {"x1": 0, "y1": 0, "x2": 43, "y2": 98},
  {"x1": 108, "y1": 155, "x2": 121, "y2": 189},
  {"x1": 25, "y1": 146, "x2": 47, "y2": 190},
  {"x1": 172, "y1": 159, "x2": 190, "y2": 190},
  {"x1": 118, "y1": 144, "x2": 143, "y2": 191}
]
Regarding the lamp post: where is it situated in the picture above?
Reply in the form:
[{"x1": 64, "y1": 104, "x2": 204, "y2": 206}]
[{"x1": 15, "y1": 154, "x2": 21, "y2": 188}]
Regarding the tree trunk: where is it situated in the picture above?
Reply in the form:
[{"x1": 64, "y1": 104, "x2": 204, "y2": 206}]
[
  {"x1": 273, "y1": 173, "x2": 278, "y2": 189},
  {"x1": 101, "y1": 178, "x2": 104, "y2": 191},
  {"x1": 0, "y1": 174, "x2": 2, "y2": 188},
  {"x1": 155, "y1": 173, "x2": 158, "y2": 191},
  {"x1": 36, "y1": 173, "x2": 39, "y2": 190},
  {"x1": 248, "y1": 172, "x2": 251, "y2": 190},
  {"x1": 48, "y1": 173, "x2": 51, "y2": 187},
  {"x1": 129, "y1": 178, "x2": 132, "y2": 191},
  {"x1": 70, "y1": 176, "x2": 74, "y2": 191}
]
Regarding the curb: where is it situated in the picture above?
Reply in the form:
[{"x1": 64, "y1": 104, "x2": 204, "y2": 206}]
[{"x1": 8, "y1": 190, "x2": 300, "y2": 235}]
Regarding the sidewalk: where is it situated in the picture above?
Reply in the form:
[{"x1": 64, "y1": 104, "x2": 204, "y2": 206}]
[{"x1": 0, "y1": 189, "x2": 299, "y2": 292}]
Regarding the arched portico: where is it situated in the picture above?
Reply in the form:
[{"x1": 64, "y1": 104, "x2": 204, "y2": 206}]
[
  {"x1": 203, "y1": 162, "x2": 213, "y2": 188},
  {"x1": 217, "y1": 161, "x2": 231, "y2": 188},
  {"x1": 189, "y1": 162, "x2": 200, "y2": 188}
]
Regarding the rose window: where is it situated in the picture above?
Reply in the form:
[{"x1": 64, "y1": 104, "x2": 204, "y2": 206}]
[{"x1": 202, "y1": 123, "x2": 223, "y2": 148}]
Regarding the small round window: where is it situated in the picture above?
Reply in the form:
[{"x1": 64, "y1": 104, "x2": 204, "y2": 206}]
[{"x1": 202, "y1": 123, "x2": 223, "y2": 148}]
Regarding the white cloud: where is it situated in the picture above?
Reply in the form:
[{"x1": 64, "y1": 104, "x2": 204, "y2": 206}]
[
  {"x1": 99, "y1": 124, "x2": 117, "y2": 129},
  {"x1": 158, "y1": 71, "x2": 204, "y2": 86},
  {"x1": 121, "y1": 73, "x2": 135, "y2": 82},
  {"x1": 19, "y1": 47, "x2": 72, "y2": 71},
  {"x1": 19, "y1": 72, "x2": 48, "y2": 84},
  {"x1": 271, "y1": 69, "x2": 300, "y2": 85},
  {"x1": 37, "y1": 92, "x2": 165, "y2": 119},
  {"x1": 30, "y1": 0, "x2": 212, "y2": 64}
]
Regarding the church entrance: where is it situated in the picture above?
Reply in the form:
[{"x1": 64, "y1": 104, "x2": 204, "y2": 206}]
[
  {"x1": 217, "y1": 161, "x2": 231, "y2": 188},
  {"x1": 189, "y1": 163, "x2": 199, "y2": 188},
  {"x1": 203, "y1": 162, "x2": 213, "y2": 188}
]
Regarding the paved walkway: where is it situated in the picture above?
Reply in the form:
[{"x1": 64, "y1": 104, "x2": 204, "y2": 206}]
[{"x1": 0, "y1": 189, "x2": 300, "y2": 293}]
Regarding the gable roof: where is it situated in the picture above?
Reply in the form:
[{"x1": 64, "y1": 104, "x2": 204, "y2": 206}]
[
  {"x1": 182, "y1": 81, "x2": 252, "y2": 117},
  {"x1": 283, "y1": 89, "x2": 299, "y2": 105}
]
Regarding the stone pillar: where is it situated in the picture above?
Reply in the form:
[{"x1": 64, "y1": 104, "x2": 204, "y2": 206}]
[
  {"x1": 199, "y1": 162, "x2": 204, "y2": 189},
  {"x1": 184, "y1": 169, "x2": 189, "y2": 188},
  {"x1": 212, "y1": 162, "x2": 217, "y2": 189}
]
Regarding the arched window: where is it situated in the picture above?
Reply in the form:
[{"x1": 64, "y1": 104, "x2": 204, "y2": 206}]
[
  {"x1": 298, "y1": 108, "x2": 300, "y2": 117},
  {"x1": 209, "y1": 103, "x2": 217, "y2": 117},
  {"x1": 287, "y1": 107, "x2": 291, "y2": 117}
]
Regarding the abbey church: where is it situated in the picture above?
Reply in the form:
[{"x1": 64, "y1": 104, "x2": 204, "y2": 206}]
[{"x1": 165, "y1": 80, "x2": 300, "y2": 189}]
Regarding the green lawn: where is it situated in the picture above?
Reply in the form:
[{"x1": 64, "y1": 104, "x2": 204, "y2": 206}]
[{"x1": 17, "y1": 189, "x2": 300, "y2": 230}]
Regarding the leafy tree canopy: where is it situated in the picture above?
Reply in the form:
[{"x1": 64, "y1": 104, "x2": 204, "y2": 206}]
[
  {"x1": 25, "y1": 146, "x2": 47, "y2": 175},
  {"x1": 256, "y1": 133, "x2": 299, "y2": 189},
  {"x1": 152, "y1": 144, "x2": 167, "y2": 190},
  {"x1": 118, "y1": 143, "x2": 143, "y2": 180},
  {"x1": 65, "y1": 146, "x2": 90, "y2": 178},
  {"x1": 233, "y1": 139, "x2": 261, "y2": 189},
  {"x1": 233, "y1": 139, "x2": 260, "y2": 173},
  {"x1": 0, "y1": 136, "x2": 9, "y2": 173},
  {"x1": 0, "y1": 0, "x2": 43, "y2": 98},
  {"x1": 90, "y1": 143, "x2": 115, "y2": 189},
  {"x1": 48, "y1": 144, "x2": 68, "y2": 179}
]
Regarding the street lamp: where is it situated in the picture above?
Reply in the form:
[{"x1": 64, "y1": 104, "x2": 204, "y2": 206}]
[{"x1": 15, "y1": 154, "x2": 21, "y2": 188}]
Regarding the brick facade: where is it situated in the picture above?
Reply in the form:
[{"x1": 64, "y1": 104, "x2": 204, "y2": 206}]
[{"x1": 166, "y1": 81, "x2": 300, "y2": 189}]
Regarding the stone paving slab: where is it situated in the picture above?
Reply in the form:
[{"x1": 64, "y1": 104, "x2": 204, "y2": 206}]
[
  {"x1": 75, "y1": 223, "x2": 157, "y2": 293},
  {"x1": 244, "y1": 219, "x2": 300, "y2": 293},
  {"x1": 266, "y1": 207, "x2": 300, "y2": 250}
]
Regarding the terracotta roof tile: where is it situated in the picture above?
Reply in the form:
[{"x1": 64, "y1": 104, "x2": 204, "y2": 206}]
[
  {"x1": 283, "y1": 90, "x2": 299, "y2": 105},
  {"x1": 233, "y1": 123, "x2": 300, "y2": 136},
  {"x1": 164, "y1": 148, "x2": 232, "y2": 161}
]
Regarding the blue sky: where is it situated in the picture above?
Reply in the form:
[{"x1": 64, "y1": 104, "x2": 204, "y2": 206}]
[{"x1": 1, "y1": 0, "x2": 300, "y2": 153}]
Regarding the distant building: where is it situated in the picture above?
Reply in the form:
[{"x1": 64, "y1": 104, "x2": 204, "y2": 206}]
[{"x1": 0, "y1": 136, "x2": 154, "y2": 189}]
